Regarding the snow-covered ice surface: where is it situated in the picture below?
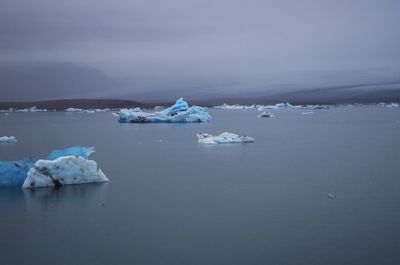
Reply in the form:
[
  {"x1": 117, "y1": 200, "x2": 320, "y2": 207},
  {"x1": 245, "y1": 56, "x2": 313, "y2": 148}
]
[
  {"x1": 119, "y1": 98, "x2": 211, "y2": 123},
  {"x1": 0, "y1": 158, "x2": 34, "y2": 188},
  {"x1": 47, "y1": 146, "x2": 95, "y2": 160},
  {"x1": 0, "y1": 136, "x2": 17, "y2": 143},
  {"x1": 197, "y1": 132, "x2": 255, "y2": 144},
  {"x1": 22, "y1": 156, "x2": 109, "y2": 188}
]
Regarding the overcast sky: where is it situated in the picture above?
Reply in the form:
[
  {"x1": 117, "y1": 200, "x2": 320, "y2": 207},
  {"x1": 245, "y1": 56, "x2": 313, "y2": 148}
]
[{"x1": 1, "y1": 0, "x2": 400, "y2": 101}]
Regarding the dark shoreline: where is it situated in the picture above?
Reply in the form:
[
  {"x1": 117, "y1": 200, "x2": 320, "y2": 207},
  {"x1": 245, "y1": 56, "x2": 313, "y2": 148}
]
[
  {"x1": 0, "y1": 99, "x2": 149, "y2": 111},
  {"x1": 0, "y1": 97, "x2": 399, "y2": 110}
]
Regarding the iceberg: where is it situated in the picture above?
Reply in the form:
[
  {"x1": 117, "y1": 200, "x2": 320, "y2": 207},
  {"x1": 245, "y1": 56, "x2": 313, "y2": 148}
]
[
  {"x1": 197, "y1": 132, "x2": 255, "y2": 144},
  {"x1": 0, "y1": 158, "x2": 34, "y2": 188},
  {"x1": 0, "y1": 136, "x2": 17, "y2": 143},
  {"x1": 119, "y1": 98, "x2": 211, "y2": 123},
  {"x1": 22, "y1": 156, "x2": 108, "y2": 189},
  {"x1": 47, "y1": 146, "x2": 95, "y2": 160}
]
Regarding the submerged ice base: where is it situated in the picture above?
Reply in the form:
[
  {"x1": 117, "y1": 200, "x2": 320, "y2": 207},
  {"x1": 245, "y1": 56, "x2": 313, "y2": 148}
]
[
  {"x1": 197, "y1": 132, "x2": 255, "y2": 144},
  {"x1": 119, "y1": 98, "x2": 211, "y2": 123},
  {"x1": 23, "y1": 156, "x2": 108, "y2": 189}
]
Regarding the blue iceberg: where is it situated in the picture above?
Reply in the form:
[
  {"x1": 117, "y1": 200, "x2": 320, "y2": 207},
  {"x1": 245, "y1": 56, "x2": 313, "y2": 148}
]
[
  {"x1": 119, "y1": 98, "x2": 211, "y2": 123},
  {"x1": 47, "y1": 146, "x2": 95, "y2": 160},
  {"x1": 0, "y1": 158, "x2": 35, "y2": 188}
]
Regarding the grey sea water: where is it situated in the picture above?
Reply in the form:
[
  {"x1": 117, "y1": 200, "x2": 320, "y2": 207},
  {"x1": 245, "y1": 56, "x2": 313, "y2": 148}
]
[{"x1": 1, "y1": 106, "x2": 400, "y2": 265}]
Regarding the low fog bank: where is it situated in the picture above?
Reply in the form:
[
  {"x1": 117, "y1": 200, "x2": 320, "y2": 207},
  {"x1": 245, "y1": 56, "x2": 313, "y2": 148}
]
[{"x1": 1, "y1": 61, "x2": 399, "y2": 105}]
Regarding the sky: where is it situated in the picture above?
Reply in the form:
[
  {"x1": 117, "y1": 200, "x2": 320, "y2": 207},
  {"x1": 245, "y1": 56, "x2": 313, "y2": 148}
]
[{"x1": 1, "y1": 0, "x2": 400, "y2": 101}]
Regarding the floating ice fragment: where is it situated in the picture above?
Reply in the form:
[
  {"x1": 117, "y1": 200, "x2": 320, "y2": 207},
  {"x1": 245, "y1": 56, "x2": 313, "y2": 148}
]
[
  {"x1": 386, "y1": 103, "x2": 399, "y2": 108},
  {"x1": 301, "y1": 111, "x2": 314, "y2": 115},
  {"x1": 65, "y1": 107, "x2": 83, "y2": 112},
  {"x1": 0, "y1": 136, "x2": 17, "y2": 143},
  {"x1": 119, "y1": 98, "x2": 211, "y2": 123},
  {"x1": 197, "y1": 132, "x2": 255, "y2": 144},
  {"x1": 22, "y1": 156, "x2": 108, "y2": 189},
  {"x1": 47, "y1": 146, "x2": 95, "y2": 160},
  {"x1": 0, "y1": 158, "x2": 34, "y2": 188},
  {"x1": 256, "y1": 103, "x2": 294, "y2": 111},
  {"x1": 257, "y1": 112, "x2": 275, "y2": 118},
  {"x1": 15, "y1": 106, "x2": 47, "y2": 112},
  {"x1": 327, "y1": 192, "x2": 336, "y2": 199},
  {"x1": 214, "y1": 103, "x2": 255, "y2": 110}
]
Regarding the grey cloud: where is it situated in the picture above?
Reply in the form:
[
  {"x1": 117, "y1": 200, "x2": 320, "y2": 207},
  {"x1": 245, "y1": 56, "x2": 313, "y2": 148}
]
[{"x1": 0, "y1": 0, "x2": 400, "y2": 101}]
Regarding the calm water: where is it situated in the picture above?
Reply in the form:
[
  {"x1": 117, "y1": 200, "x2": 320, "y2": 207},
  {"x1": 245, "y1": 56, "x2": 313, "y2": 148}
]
[{"x1": 1, "y1": 107, "x2": 400, "y2": 265}]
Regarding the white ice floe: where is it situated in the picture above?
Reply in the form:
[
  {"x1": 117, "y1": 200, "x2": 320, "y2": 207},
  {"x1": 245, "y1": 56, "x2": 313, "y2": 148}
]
[
  {"x1": 153, "y1": 106, "x2": 165, "y2": 110},
  {"x1": 385, "y1": 103, "x2": 399, "y2": 108},
  {"x1": 256, "y1": 103, "x2": 294, "y2": 111},
  {"x1": 197, "y1": 132, "x2": 255, "y2": 144},
  {"x1": 94, "y1": 108, "x2": 110, "y2": 112},
  {"x1": 15, "y1": 106, "x2": 47, "y2": 112},
  {"x1": 257, "y1": 111, "x2": 275, "y2": 118},
  {"x1": 119, "y1": 98, "x2": 211, "y2": 123},
  {"x1": 65, "y1": 107, "x2": 83, "y2": 112},
  {"x1": 0, "y1": 109, "x2": 13, "y2": 113},
  {"x1": 22, "y1": 156, "x2": 109, "y2": 189},
  {"x1": 214, "y1": 103, "x2": 255, "y2": 110},
  {"x1": 0, "y1": 136, "x2": 17, "y2": 143},
  {"x1": 65, "y1": 108, "x2": 110, "y2": 113}
]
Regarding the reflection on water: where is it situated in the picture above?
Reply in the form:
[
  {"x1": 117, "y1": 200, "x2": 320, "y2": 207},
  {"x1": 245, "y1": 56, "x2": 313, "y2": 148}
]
[{"x1": 23, "y1": 183, "x2": 109, "y2": 211}]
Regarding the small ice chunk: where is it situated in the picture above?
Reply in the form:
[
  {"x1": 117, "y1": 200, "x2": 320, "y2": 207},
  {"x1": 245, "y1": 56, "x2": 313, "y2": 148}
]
[
  {"x1": 22, "y1": 156, "x2": 108, "y2": 188},
  {"x1": 257, "y1": 112, "x2": 275, "y2": 118},
  {"x1": 0, "y1": 158, "x2": 34, "y2": 188},
  {"x1": 47, "y1": 146, "x2": 95, "y2": 160},
  {"x1": 197, "y1": 132, "x2": 255, "y2": 144},
  {"x1": 327, "y1": 192, "x2": 336, "y2": 199},
  {"x1": 301, "y1": 111, "x2": 314, "y2": 115},
  {"x1": 0, "y1": 136, "x2": 17, "y2": 143}
]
